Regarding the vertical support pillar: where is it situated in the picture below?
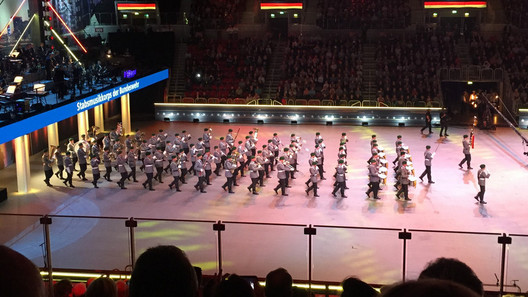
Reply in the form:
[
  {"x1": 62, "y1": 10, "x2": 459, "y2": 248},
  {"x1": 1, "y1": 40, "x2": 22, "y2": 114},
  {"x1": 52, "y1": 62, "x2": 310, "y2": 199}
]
[
  {"x1": 304, "y1": 225, "x2": 317, "y2": 296},
  {"x1": 121, "y1": 94, "x2": 131, "y2": 135},
  {"x1": 213, "y1": 221, "x2": 226, "y2": 276},
  {"x1": 399, "y1": 229, "x2": 412, "y2": 282},
  {"x1": 94, "y1": 104, "x2": 105, "y2": 132},
  {"x1": 498, "y1": 234, "x2": 512, "y2": 296},
  {"x1": 47, "y1": 123, "x2": 59, "y2": 153},
  {"x1": 126, "y1": 217, "x2": 138, "y2": 269},
  {"x1": 40, "y1": 215, "x2": 53, "y2": 297},
  {"x1": 14, "y1": 135, "x2": 30, "y2": 193},
  {"x1": 24, "y1": 134, "x2": 30, "y2": 186},
  {"x1": 77, "y1": 110, "x2": 89, "y2": 140}
]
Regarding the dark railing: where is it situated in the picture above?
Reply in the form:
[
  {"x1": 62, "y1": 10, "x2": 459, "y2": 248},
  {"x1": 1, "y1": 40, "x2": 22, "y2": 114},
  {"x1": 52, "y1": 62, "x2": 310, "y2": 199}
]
[{"x1": 0, "y1": 213, "x2": 525, "y2": 296}]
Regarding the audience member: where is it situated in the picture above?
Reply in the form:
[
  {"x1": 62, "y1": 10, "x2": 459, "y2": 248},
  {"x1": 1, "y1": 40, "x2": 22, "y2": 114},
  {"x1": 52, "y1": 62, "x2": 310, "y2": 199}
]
[
  {"x1": 282, "y1": 36, "x2": 363, "y2": 102},
  {"x1": 115, "y1": 280, "x2": 129, "y2": 297},
  {"x1": 265, "y1": 268, "x2": 293, "y2": 297},
  {"x1": 55, "y1": 279, "x2": 74, "y2": 297},
  {"x1": 73, "y1": 282, "x2": 87, "y2": 297},
  {"x1": 418, "y1": 257, "x2": 483, "y2": 296},
  {"x1": 185, "y1": 37, "x2": 272, "y2": 99},
  {"x1": 0, "y1": 245, "x2": 45, "y2": 297},
  {"x1": 129, "y1": 245, "x2": 198, "y2": 297},
  {"x1": 215, "y1": 274, "x2": 255, "y2": 297},
  {"x1": 316, "y1": 0, "x2": 410, "y2": 30},
  {"x1": 380, "y1": 279, "x2": 480, "y2": 297},
  {"x1": 86, "y1": 277, "x2": 117, "y2": 297},
  {"x1": 341, "y1": 277, "x2": 379, "y2": 297}
]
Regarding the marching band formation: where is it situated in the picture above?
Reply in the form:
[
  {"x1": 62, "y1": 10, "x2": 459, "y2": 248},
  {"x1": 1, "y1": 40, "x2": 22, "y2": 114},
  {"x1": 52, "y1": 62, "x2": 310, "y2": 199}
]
[{"x1": 41, "y1": 125, "x2": 490, "y2": 203}]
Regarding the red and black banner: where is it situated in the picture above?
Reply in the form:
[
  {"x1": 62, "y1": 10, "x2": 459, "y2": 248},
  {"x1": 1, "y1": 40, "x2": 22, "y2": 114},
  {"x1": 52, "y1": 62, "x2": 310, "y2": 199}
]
[
  {"x1": 260, "y1": 1, "x2": 303, "y2": 10},
  {"x1": 424, "y1": 1, "x2": 487, "y2": 8}
]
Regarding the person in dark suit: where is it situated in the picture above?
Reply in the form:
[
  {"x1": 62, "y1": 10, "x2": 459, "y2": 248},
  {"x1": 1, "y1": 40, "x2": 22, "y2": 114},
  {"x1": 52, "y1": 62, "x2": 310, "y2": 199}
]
[
  {"x1": 439, "y1": 108, "x2": 449, "y2": 137},
  {"x1": 420, "y1": 109, "x2": 433, "y2": 134}
]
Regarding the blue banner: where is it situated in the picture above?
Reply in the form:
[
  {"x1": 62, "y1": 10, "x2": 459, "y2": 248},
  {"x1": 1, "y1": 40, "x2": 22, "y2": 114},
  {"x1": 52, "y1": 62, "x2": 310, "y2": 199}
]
[{"x1": 0, "y1": 69, "x2": 168, "y2": 145}]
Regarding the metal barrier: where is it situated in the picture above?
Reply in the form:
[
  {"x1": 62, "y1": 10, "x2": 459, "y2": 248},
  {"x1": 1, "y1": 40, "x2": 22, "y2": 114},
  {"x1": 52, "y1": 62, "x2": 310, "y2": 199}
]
[
  {"x1": 439, "y1": 67, "x2": 503, "y2": 81},
  {"x1": 1, "y1": 213, "x2": 526, "y2": 294}
]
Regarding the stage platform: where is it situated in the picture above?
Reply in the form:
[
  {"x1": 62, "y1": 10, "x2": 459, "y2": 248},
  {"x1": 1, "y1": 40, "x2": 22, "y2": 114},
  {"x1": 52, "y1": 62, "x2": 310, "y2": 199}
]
[{"x1": 1, "y1": 121, "x2": 528, "y2": 291}]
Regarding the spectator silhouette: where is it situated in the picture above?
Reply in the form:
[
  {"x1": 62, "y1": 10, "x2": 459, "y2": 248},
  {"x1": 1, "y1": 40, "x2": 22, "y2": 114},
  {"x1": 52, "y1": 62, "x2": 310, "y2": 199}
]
[
  {"x1": 0, "y1": 245, "x2": 45, "y2": 297},
  {"x1": 86, "y1": 277, "x2": 117, "y2": 297},
  {"x1": 341, "y1": 277, "x2": 379, "y2": 297},
  {"x1": 418, "y1": 257, "x2": 483, "y2": 296},
  {"x1": 265, "y1": 268, "x2": 297, "y2": 297},
  {"x1": 129, "y1": 245, "x2": 198, "y2": 297},
  {"x1": 380, "y1": 279, "x2": 480, "y2": 297},
  {"x1": 215, "y1": 274, "x2": 255, "y2": 297}
]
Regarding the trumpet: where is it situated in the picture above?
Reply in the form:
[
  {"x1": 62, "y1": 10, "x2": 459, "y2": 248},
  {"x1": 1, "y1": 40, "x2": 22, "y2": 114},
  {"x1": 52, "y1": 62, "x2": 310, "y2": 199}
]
[{"x1": 284, "y1": 160, "x2": 295, "y2": 171}]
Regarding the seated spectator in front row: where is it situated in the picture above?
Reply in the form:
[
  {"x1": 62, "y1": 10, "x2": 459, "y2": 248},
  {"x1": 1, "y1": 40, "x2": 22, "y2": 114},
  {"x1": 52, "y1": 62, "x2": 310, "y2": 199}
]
[
  {"x1": 86, "y1": 277, "x2": 117, "y2": 297},
  {"x1": 418, "y1": 257, "x2": 483, "y2": 296},
  {"x1": 341, "y1": 277, "x2": 379, "y2": 297},
  {"x1": 129, "y1": 245, "x2": 198, "y2": 297},
  {"x1": 380, "y1": 279, "x2": 480, "y2": 297},
  {"x1": 0, "y1": 245, "x2": 45, "y2": 297}
]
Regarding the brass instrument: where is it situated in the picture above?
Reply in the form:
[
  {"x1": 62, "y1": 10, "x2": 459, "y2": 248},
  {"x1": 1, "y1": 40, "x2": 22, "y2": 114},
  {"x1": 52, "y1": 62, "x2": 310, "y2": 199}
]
[{"x1": 284, "y1": 160, "x2": 295, "y2": 171}]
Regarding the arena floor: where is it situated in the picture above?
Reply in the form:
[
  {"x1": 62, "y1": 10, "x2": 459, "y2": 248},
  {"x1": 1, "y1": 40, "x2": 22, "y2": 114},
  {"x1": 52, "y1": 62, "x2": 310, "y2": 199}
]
[{"x1": 1, "y1": 122, "x2": 528, "y2": 291}]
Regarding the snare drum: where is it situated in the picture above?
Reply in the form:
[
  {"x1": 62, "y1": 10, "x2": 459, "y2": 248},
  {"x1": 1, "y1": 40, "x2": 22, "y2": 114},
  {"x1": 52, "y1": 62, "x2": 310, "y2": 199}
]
[
  {"x1": 407, "y1": 166, "x2": 414, "y2": 171},
  {"x1": 379, "y1": 167, "x2": 388, "y2": 173},
  {"x1": 378, "y1": 152, "x2": 386, "y2": 158},
  {"x1": 402, "y1": 145, "x2": 409, "y2": 151},
  {"x1": 378, "y1": 173, "x2": 387, "y2": 179},
  {"x1": 406, "y1": 161, "x2": 413, "y2": 166},
  {"x1": 378, "y1": 146, "x2": 384, "y2": 152},
  {"x1": 379, "y1": 159, "x2": 388, "y2": 164},
  {"x1": 409, "y1": 176, "x2": 417, "y2": 182},
  {"x1": 405, "y1": 154, "x2": 412, "y2": 159}
]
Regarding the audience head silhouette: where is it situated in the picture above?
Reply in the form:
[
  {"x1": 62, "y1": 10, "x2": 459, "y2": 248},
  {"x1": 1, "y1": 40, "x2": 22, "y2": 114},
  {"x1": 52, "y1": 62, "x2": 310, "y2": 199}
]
[
  {"x1": 265, "y1": 268, "x2": 293, "y2": 297},
  {"x1": 341, "y1": 277, "x2": 379, "y2": 297},
  {"x1": 418, "y1": 257, "x2": 483, "y2": 296},
  {"x1": 0, "y1": 245, "x2": 45, "y2": 297},
  {"x1": 215, "y1": 274, "x2": 255, "y2": 297},
  {"x1": 130, "y1": 245, "x2": 198, "y2": 297},
  {"x1": 380, "y1": 279, "x2": 480, "y2": 297},
  {"x1": 86, "y1": 277, "x2": 117, "y2": 297}
]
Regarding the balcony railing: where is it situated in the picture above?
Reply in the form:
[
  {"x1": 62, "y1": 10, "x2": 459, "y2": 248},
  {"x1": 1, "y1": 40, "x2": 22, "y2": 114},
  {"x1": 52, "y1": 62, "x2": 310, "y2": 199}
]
[{"x1": 1, "y1": 213, "x2": 526, "y2": 295}]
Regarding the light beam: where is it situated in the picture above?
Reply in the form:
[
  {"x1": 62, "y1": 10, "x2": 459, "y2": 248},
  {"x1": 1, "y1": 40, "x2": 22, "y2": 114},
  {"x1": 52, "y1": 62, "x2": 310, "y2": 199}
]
[
  {"x1": 0, "y1": 0, "x2": 28, "y2": 39},
  {"x1": 47, "y1": 2, "x2": 87, "y2": 53},
  {"x1": 9, "y1": 14, "x2": 37, "y2": 56}
]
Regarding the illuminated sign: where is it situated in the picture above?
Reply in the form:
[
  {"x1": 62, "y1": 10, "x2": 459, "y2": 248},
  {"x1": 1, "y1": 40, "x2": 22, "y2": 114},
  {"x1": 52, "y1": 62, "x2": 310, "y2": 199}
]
[
  {"x1": 260, "y1": 1, "x2": 303, "y2": 10},
  {"x1": 0, "y1": 69, "x2": 168, "y2": 144},
  {"x1": 124, "y1": 69, "x2": 137, "y2": 79},
  {"x1": 117, "y1": 3, "x2": 156, "y2": 10},
  {"x1": 424, "y1": 1, "x2": 487, "y2": 8}
]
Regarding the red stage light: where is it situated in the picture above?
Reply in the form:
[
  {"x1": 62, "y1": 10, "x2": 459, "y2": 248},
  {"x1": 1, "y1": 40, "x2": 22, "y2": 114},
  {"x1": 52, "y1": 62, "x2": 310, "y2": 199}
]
[{"x1": 47, "y1": 2, "x2": 87, "y2": 53}]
